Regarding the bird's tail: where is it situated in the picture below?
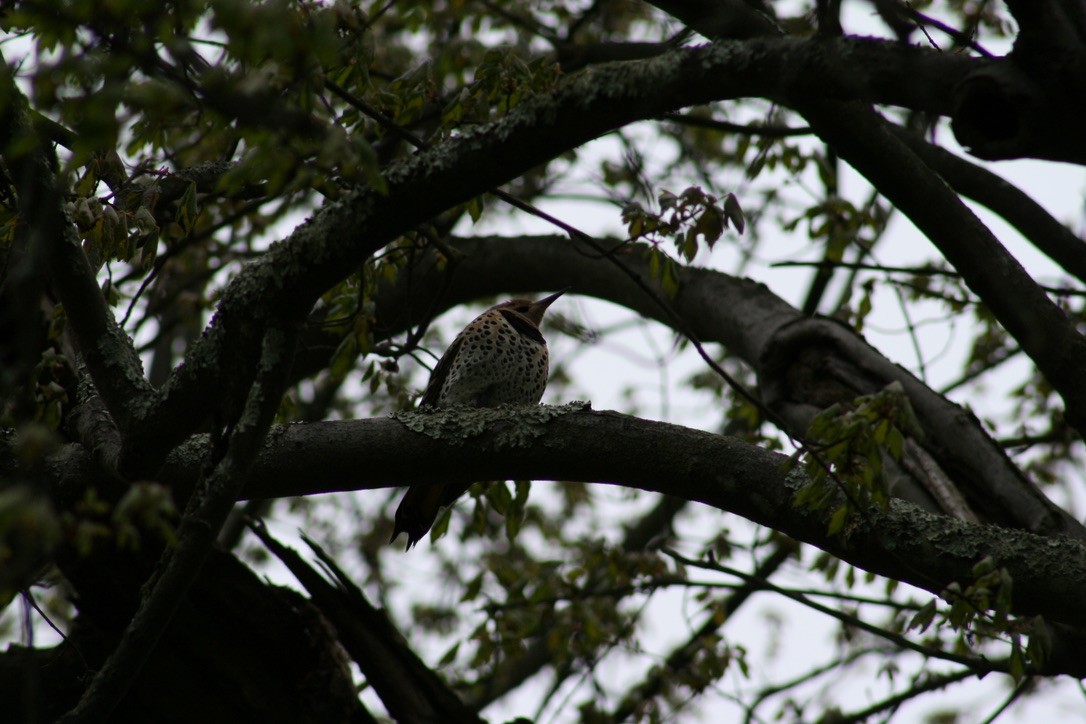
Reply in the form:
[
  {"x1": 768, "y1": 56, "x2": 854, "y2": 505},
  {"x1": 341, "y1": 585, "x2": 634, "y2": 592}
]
[{"x1": 391, "y1": 483, "x2": 447, "y2": 549}]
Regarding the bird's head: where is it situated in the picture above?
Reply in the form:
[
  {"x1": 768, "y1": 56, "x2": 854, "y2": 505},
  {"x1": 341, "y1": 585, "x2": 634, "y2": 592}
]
[{"x1": 494, "y1": 289, "x2": 566, "y2": 326}]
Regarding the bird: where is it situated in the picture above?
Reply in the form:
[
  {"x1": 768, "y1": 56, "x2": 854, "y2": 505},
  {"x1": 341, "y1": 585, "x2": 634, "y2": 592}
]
[{"x1": 391, "y1": 290, "x2": 565, "y2": 548}]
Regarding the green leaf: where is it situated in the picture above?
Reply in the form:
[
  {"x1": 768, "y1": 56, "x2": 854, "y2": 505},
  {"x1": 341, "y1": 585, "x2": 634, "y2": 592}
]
[
  {"x1": 505, "y1": 508, "x2": 521, "y2": 541},
  {"x1": 429, "y1": 506, "x2": 452, "y2": 543},
  {"x1": 827, "y1": 504, "x2": 849, "y2": 535},
  {"x1": 328, "y1": 334, "x2": 358, "y2": 383},
  {"x1": 873, "y1": 418, "x2": 890, "y2": 445},
  {"x1": 1009, "y1": 639, "x2": 1026, "y2": 681},
  {"x1": 971, "y1": 556, "x2": 995, "y2": 577},
  {"x1": 908, "y1": 599, "x2": 937, "y2": 633},
  {"x1": 176, "y1": 181, "x2": 199, "y2": 234},
  {"x1": 133, "y1": 206, "x2": 158, "y2": 235},
  {"x1": 438, "y1": 641, "x2": 460, "y2": 667},
  {"x1": 694, "y1": 206, "x2": 724, "y2": 246},
  {"x1": 489, "y1": 481, "x2": 512, "y2": 514},
  {"x1": 661, "y1": 256, "x2": 680, "y2": 297},
  {"x1": 1028, "y1": 616, "x2": 1051, "y2": 669},
  {"x1": 466, "y1": 195, "x2": 485, "y2": 222},
  {"x1": 681, "y1": 230, "x2": 697, "y2": 262},
  {"x1": 461, "y1": 573, "x2": 483, "y2": 602},
  {"x1": 74, "y1": 166, "x2": 98, "y2": 196},
  {"x1": 887, "y1": 427, "x2": 904, "y2": 460},
  {"x1": 140, "y1": 233, "x2": 159, "y2": 272},
  {"x1": 504, "y1": 480, "x2": 530, "y2": 542},
  {"x1": 723, "y1": 193, "x2": 745, "y2": 235}
]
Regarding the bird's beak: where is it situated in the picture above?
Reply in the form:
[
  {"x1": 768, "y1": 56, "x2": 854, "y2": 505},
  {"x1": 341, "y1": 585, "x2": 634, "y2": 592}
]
[{"x1": 534, "y1": 289, "x2": 567, "y2": 309}]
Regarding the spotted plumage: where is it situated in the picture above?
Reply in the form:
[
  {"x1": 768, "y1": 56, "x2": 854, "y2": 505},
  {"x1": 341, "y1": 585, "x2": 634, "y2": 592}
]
[{"x1": 392, "y1": 290, "x2": 565, "y2": 547}]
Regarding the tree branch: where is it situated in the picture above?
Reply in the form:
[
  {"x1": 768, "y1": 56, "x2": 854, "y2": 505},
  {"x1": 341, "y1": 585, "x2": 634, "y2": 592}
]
[
  {"x1": 887, "y1": 124, "x2": 1086, "y2": 285},
  {"x1": 251, "y1": 522, "x2": 478, "y2": 723},
  {"x1": 794, "y1": 101, "x2": 1086, "y2": 438},
  {"x1": 59, "y1": 409, "x2": 1086, "y2": 654},
  {"x1": 58, "y1": 324, "x2": 299, "y2": 722},
  {"x1": 468, "y1": 495, "x2": 689, "y2": 707},
  {"x1": 610, "y1": 543, "x2": 795, "y2": 720},
  {"x1": 832, "y1": 667, "x2": 975, "y2": 724},
  {"x1": 662, "y1": 547, "x2": 1005, "y2": 672},
  {"x1": 950, "y1": 0, "x2": 1086, "y2": 162},
  {"x1": 0, "y1": 52, "x2": 151, "y2": 444}
]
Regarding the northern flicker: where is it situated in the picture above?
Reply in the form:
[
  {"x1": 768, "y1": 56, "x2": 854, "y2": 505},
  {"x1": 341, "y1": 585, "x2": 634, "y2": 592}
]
[{"x1": 391, "y1": 290, "x2": 565, "y2": 548}]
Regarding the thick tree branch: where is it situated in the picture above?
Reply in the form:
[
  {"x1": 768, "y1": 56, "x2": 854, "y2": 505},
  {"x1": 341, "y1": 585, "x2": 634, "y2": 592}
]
[
  {"x1": 58, "y1": 325, "x2": 299, "y2": 722},
  {"x1": 951, "y1": 0, "x2": 1086, "y2": 161},
  {"x1": 42, "y1": 407, "x2": 1086, "y2": 648},
  {"x1": 252, "y1": 523, "x2": 478, "y2": 724},
  {"x1": 794, "y1": 101, "x2": 1086, "y2": 438},
  {"x1": 949, "y1": 59, "x2": 1086, "y2": 163},
  {"x1": 123, "y1": 409, "x2": 1086, "y2": 661},
  {"x1": 555, "y1": 40, "x2": 675, "y2": 72},
  {"x1": 1, "y1": 546, "x2": 366, "y2": 722},
  {"x1": 889, "y1": 125, "x2": 1086, "y2": 285},
  {"x1": 1004, "y1": 0, "x2": 1086, "y2": 46}
]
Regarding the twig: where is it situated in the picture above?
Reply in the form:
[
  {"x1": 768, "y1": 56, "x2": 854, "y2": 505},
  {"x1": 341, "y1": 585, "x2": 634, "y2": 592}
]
[
  {"x1": 660, "y1": 111, "x2": 812, "y2": 137},
  {"x1": 660, "y1": 547, "x2": 1009, "y2": 674},
  {"x1": 828, "y1": 667, "x2": 975, "y2": 723},
  {"x1": 610, "y1": 543, "x2": 795, "y2": 721}
]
